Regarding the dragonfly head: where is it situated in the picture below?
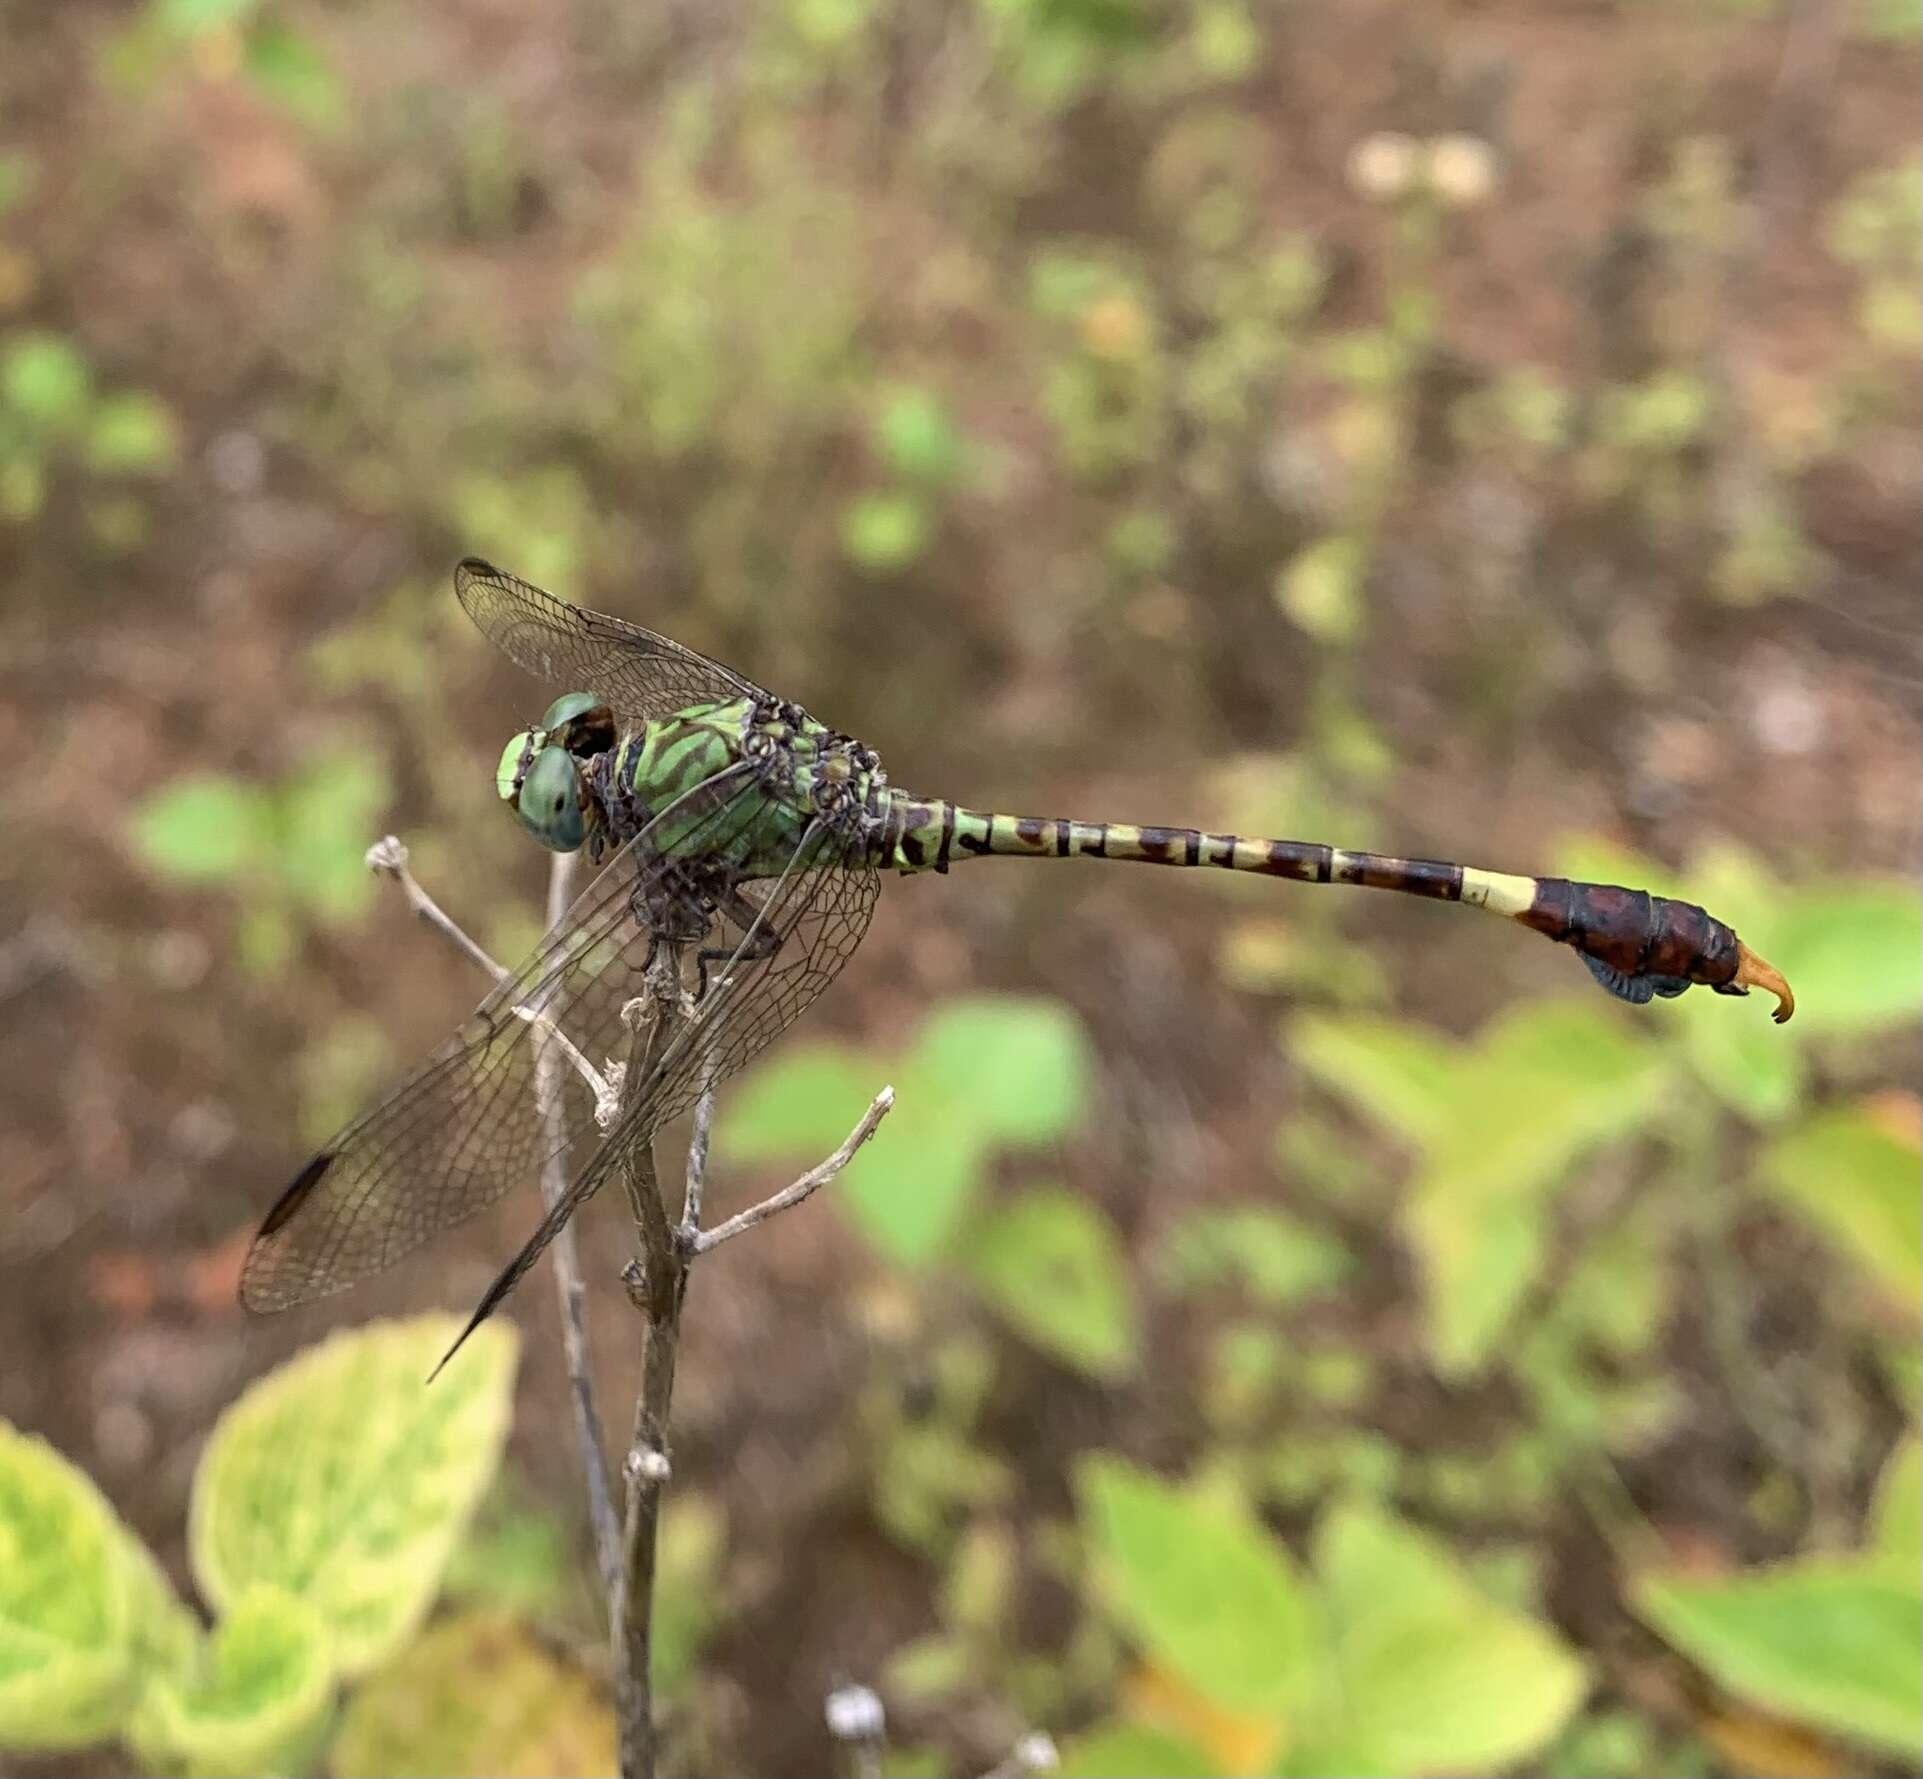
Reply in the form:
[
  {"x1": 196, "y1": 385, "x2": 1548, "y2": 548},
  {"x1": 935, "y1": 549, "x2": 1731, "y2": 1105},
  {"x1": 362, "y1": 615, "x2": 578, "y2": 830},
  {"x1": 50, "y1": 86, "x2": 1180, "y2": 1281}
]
[{"x1": 494, "y1": 693, "x2": 615, "y2": 854}]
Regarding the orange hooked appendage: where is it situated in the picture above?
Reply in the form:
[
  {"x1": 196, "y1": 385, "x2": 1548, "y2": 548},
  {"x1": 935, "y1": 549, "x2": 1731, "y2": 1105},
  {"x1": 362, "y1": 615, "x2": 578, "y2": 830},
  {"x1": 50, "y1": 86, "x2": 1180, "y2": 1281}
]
[{"x1": 1733, "y1": 940, "x2": 1795, "y2": 1024}]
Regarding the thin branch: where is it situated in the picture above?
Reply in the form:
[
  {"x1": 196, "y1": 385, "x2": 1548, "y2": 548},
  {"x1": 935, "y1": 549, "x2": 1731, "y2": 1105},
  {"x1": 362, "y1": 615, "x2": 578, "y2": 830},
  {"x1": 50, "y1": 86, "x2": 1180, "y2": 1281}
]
[
  {"x1": 366, "y1": 836, "x2": 611, "y2": 1104},
  {"x1": 535, "y1": 850, "x2": 622, "y2": 1599},
  {"x1": 680, "y1": 1083, "x2": 717, "y2": 1233},
  {"x1": 611, "y1": 962, "x2": 688, "y2": 1779},
  {"x1": 366, "y1": 836, "x2": 505, "y2": 981},
  {"x1": 688, "y1": 1087, "x2": 894, "y2": 1255}
]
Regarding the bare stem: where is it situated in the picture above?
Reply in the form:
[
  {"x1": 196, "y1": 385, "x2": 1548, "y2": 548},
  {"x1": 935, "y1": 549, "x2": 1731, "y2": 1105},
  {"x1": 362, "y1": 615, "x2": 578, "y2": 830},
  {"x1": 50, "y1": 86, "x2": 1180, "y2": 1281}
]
[
  {"x1": 536, "y1": 851, "x2": 623, "y2": 1598},
  {"x1": 689, "y1": 1087, "x2": 894, "y2": 1255}
]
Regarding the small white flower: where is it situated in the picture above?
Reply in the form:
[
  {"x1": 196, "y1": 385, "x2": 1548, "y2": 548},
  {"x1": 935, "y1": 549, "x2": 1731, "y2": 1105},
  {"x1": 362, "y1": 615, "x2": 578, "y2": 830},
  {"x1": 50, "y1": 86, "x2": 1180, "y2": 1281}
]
[
  {"x1": 1428, "y1": 132, "x2": 1499, "y2": 208},
  {"x1": 824, "y1": 1683, "x2": 886, "y2": 1743},
  {"x1": 1348, "y1": 131, "x2": 1422, "y2": 201}
]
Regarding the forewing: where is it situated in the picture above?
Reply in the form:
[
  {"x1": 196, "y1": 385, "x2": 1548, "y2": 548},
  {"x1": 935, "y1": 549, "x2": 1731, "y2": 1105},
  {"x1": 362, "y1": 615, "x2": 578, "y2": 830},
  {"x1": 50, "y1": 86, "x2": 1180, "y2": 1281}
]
[
  {"x1": 438, "y1": 817, "x2": 881, "y2": 1354},
  {"x1": 239, "y1": 768, "x2": 765, "y2": 1312},
  {"x1": 454, "y1": 558, "x2": 769, "y2": 719}
]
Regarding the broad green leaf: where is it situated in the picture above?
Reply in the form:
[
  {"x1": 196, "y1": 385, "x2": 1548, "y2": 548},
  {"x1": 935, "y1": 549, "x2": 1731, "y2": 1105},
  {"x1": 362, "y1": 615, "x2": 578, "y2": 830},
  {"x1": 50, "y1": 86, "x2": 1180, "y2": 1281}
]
[
  {"x1": 1289, "y1": 1014, "x2": 1458, "y2": 1149},
  {"x1": 652, "y1": 1495, "x2": 726, "y2": 1701},
  {"x1": 841, "y1": 490, "x2": 931, "y2": 572},
  {"x1": 1156, "y1": 1208, "x2": 1355, "y2": 1308},
  {"x1": 837, "y1": 1103, "x2": 985, "y2": 1266},
  {"x1": 1755, "y1": 1104, "x2": 1921, "y2": 1306},
  {"x1": 1476, "y1": 998, "x2": 1654, "y2": 1090},
  {"x1": 191, "y1": 1317, "x2": 518, "y2": 1677},
  {"x1": 876, "y1": 386, "x2": 966, "y2": 486},
  {"x1": 1275, "y1": 533, "x2": 1366, "y2": 645},
  {"x1": 243, "y1": 23, "x2": 345, "y2": 131},
  {"x1": 906, "y1": 995, "x2": 1094, "y2": 1147},
  {"x1": 1405, "y1": 1187, "x2": 1546, "y2": 1377},
  {"x1": 1310, "y1": 1501, "x2": 1587, "y2": 1774},
  {"x1": 717, "y1": 1042, "x2": 880, "y2": 1164},
  {"x1": 155, "y1": 0, "x2": 258, "y2": 34},
  {"x1": 1767, "y1": 882, "x2": 1922, "y2": 1037},
  {"x1": 128, "y1": 774, "x2": 273, "y2": 885},
  {"x1": 129, "y1": 1586, "x2": 332, "y2": 1779},
  {"x1": 1059, "y1": 1720, "x2": 1218, "y2": 1778},
  {"x1": 1681, "y1": 982, "x2": 1805, "y2": 1122},
  {"x1": 0, "y1": 1423, "x2": 141, "y2": 1747},
  {"x1": 1635, "y1": 1562, "x2": 1922, "y2": 1759},
  {"x1": 1078, "y1": 1456, "x2": 1310, "y2": 1717},
  {"x1": 1, "y1": 331, "x2": 91, "y2": 430},
  {"x1": 1871, "y1": 1440, "x2": 1921, "y2": 1573},
  {"x1": 85, "y1": 391, "x2": 178, "y2": 474},
  {"x1": 278, "y1": 750, "x2": 391, "y2": 919},
  {"x1": 330, "y1": 1610, "x2": 616, "y2": 1778},
  {"x1": 969, "y1": 1189, "x2": 1139, "y2": 1380}
]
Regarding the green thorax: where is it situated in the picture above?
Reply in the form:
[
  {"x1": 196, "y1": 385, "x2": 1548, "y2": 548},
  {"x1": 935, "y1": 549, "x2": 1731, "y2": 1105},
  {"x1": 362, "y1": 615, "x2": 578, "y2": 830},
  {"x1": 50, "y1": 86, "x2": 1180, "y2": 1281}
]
[{"x1": 607, "y1": 697, "x2": 883, "y2": 875}]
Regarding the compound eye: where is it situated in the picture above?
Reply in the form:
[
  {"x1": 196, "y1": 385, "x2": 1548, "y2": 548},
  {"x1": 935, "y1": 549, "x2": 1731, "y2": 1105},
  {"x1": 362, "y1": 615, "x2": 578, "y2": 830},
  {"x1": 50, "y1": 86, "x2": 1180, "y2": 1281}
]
[
  {"x1": 514, "y1": 746, "x2": 586, "y2": 852},
  {"x1": 540, "y1": 693, "x2": 615, "y2": 757}
]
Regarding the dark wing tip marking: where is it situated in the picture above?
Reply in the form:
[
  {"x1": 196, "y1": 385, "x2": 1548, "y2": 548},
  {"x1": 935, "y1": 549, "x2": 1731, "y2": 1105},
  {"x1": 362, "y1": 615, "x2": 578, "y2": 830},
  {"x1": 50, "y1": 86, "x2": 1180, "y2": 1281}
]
[
  {"x1": 239, "y1": 1148, "x2": 337, "y2": 1312},
  {"x1": 255, "y1": 1148, "x2": 335, "y2": 1238}
]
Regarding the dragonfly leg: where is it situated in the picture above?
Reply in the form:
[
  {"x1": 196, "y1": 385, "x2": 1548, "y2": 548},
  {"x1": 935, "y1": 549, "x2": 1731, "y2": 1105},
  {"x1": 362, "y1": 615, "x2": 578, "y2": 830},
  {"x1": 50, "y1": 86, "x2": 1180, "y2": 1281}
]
[{"x1": 695, "y1": 885, "x2": 784, "y2": 1001}]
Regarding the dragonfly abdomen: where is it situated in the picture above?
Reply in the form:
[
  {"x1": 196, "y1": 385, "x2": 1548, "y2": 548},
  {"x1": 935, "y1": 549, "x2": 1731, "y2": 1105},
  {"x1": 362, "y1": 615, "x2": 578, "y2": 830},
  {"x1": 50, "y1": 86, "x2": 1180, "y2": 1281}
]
[{"x1": 883, "y1": 797, "x2": 1793, "y2": 1020}]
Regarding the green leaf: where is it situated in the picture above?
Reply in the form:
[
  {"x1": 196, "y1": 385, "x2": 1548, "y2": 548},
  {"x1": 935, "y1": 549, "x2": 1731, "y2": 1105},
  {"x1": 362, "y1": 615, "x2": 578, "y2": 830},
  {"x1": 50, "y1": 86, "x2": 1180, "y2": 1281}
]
[
  {"x1": 1871, "y1": 1440, "x2": 1921, "y2": 1573},
  {"x1": 1767, "y1": 882, "x2": 1922, "y2": 1037},
  {"x1": 1635, "y1": 1562, "x2": 1922, "y2": 1759},
  {"x1": 970, "y1": 1189, "x2": 1139, "y2": 1380},
  {"x1": 0, "y1": 1422, "x2": 143, "y2": 1747},
  {"x1": 1078, "y1": 1456, "x2": 1310, "y2": 1717},
  {"x1": 84, "y1": 390, "x2": 179, "y2": 474},
  {"x1": 243, "y1": 22, "x2": 345, "y2": 131},
  {"x1": 191, "y1": 1317, "x2": 518, "y2": 1678},
  {"x1": 838, "y1": 1107, "x2": 985, "y2": 1266},
  {"x1": 129, "y1": 1585, "x2": 333, "y2": 1779},
  {"x1": 330, "y1": 1610, "x2": 616, "y2": 1778},
  {"x1": 906, "y1": 995, "x2": 1094, "y2": 1146},
  {"x1": 1405, "y1": 1185, "x2": 1547, "y2": 1378},
  {"x1": 154, "y1": 0, "x2": 259, "y2": 34},
  {"x1": 1288, "y1": 1014, "x2": 1459, "y2": 1149},
  {"x1": 652, "y1": 1495, "x2": 726, "y2": 1701},
  {"x1": 276, "y1": 749, "x2": 390, "y2": 919},
  {"x1": 841, "y1": 491, "x2": 931, "y2": 572},
  {"x1": 1681, "y1": 981, "x2": 1805, "y2": 1121},
  {"x1": 876, "y1": 386, "x2": 966, "y2": 486},
  {"x1": 1755, "y1": 1103, "x2": 1921, "y2": 1306},
  {"x1": 1155, "y1": 1207, "x2": 1355, "y2": 1308},
  {"x1": 717, "y1": 1042, "x2": 880, "y2": 1164},
  {"x1": 1058, "y1": 1720, "x2": 1219, "y2": 1777},
  {"x1": 1275, "y1": 533, "x2": 1366, "y2": 645},
  {"x1": 1, "y1": 332, "x2": 92, "y2": 431},
  {"x1": 128, "y1": 774, "x2": 274, "y2": 885},
  {"x1": 1309, "y1": 1501, "x2": 1588, "y2": 1774}
]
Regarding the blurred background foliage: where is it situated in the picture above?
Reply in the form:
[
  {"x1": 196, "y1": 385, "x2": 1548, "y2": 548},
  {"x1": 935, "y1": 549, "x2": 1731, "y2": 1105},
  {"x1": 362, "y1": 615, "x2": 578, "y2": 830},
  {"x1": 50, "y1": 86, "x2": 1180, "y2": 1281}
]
[{"x1": 0, "y1": 0, "x2": 1917, "y2": 1773}]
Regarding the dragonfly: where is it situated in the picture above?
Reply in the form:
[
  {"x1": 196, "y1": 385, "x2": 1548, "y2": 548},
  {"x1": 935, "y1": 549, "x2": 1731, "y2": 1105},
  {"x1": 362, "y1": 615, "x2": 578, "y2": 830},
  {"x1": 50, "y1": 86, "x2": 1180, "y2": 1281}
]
[{"x1": 242, "y1": 560, "x2": 1796, "y2": 1366}]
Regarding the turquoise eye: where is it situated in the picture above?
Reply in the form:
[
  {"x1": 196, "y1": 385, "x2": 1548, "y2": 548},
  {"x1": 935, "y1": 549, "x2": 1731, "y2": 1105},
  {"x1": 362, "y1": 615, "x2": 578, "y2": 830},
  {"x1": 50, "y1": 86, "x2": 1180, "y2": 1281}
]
[
  {"x1": 541, "y1": 692, "x2": 601, "y2": 730},
  {"x1": 496, "y1": 730, "x2": 541, "y2": 803},
  {"x1": 514, "y1": 746, "x2": 587, "y2": 852},
  {"x1": 540, "y1": 692, "x2": 615, "y2": 759}
]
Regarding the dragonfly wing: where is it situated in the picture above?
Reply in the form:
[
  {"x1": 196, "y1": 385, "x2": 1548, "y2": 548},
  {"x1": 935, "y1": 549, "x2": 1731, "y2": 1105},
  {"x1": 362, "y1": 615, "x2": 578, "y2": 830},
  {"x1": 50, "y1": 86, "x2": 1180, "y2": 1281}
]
[
  {"x1": 454, "y1": 558, "x2": 770, "y2": 720},
  {"x1": 239, "y1": 768, "x2": 767, "y2": 1312},
  {"x1": 435, "y1": 816, "x2": 881, "y2": 1367}
]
